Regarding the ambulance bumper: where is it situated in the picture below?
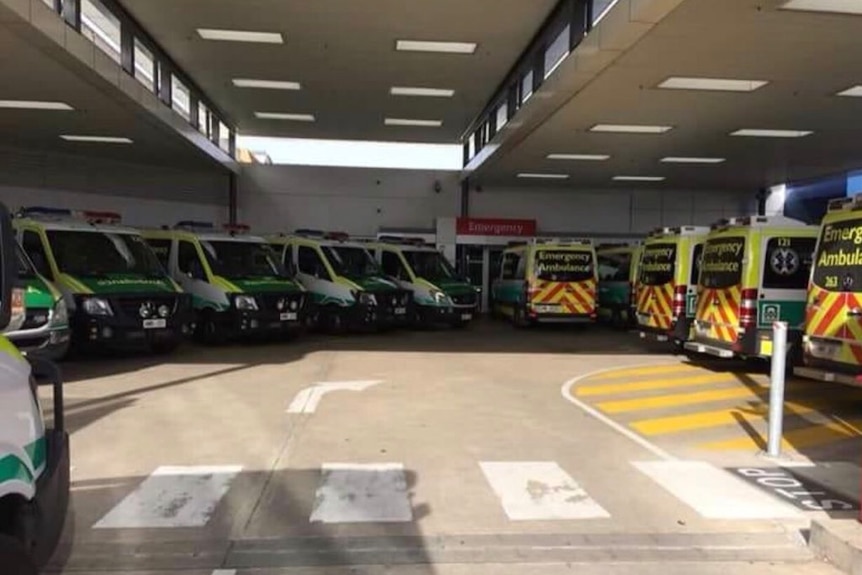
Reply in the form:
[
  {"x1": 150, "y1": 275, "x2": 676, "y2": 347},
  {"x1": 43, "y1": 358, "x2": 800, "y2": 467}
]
[
  {"x1": 416, "y1": 303, "x2": 475, "y2": 325},
  {"x1": 228, "y1": 308, "x2": 305, "y2": 335},
  {"x1": 529, "y1": 311, "x2": 596, "y2": 324},
  {"x1": 794, "y1": 367, "x2": 862, "y2": 387},
  {"x1": 7, "y1": 325, "x2": 71, "y2": 361},
  {"x1": 684, "y1": 340, "x2": 735, "y2": 358}
]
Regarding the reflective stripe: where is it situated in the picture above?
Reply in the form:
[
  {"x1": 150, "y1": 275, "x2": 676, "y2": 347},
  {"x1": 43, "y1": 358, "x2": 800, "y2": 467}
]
[{"x1": 531, "y1": 279, "x2": 596, "y2": 314}]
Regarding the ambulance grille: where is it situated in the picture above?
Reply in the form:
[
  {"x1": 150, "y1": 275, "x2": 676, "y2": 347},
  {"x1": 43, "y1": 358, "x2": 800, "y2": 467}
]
[
  {"x1": 451, "y1": 292, "x2": 477, "y2": 307},
  {"x1": 115, "y1": 296, "x2": 178, "y2": 319}
]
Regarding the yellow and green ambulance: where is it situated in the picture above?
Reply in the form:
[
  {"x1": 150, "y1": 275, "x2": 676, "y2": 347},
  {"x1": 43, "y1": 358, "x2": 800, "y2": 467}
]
[
  {"x1": 269, "y1": 231, "x2": 412, "y2": 331},
  {"x1": 15, "y1": 207, "x2": 192, "y2": 354},
  {"x1": 142, "y1": 222, "x2": 308, "y2": 343},
  {"x1": 597, "y1": 243, "x2": 642, "y2": 328},
  {"x1": 685, "y1": 216, "x2": 817, "y2": 364},
  {"x1": 0, "y1": 201, "x2": 70, "y2": 573}
]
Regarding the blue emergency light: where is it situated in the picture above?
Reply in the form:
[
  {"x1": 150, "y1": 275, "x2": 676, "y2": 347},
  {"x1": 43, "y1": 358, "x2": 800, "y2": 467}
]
[{"x1": 19, "y1": 206, "x2": 73, "y2": 219}]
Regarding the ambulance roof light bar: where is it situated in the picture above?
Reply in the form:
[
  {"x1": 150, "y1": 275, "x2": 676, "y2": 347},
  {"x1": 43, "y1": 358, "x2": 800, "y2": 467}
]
[
  {"x1": 829, "y1": 195, "x2": 862, "y2": 212},
  {"x1": 648, "y1": 225, "x2": 710, "y2": 237},
  {"x1": 223, "y1": 223, "x2": 251, "y2": 236},
  {"x1": 18, "y1": 206, "x2": 73, "y2": 220},
  {"x1": 81, "y1": 210, "x2": 122, "y2": 225},
  {"x1": 18, "y1": 206, "x2": 123, "y2": 225},
  {"x1": 175, "y1": 220, "x2": 215, "y2": 231},
  {"x1": 378, "y1": 235, "x2": 428, "y2": 246},
  {"x1": 294, "y1": 229, "x2": 350, "y2": 242},
  {"x1": 711, "y1": 215, "x2": 807, "y2": 230},
  {"x1": 533, "y1": 237, "x2": 593, "y2": 246}
]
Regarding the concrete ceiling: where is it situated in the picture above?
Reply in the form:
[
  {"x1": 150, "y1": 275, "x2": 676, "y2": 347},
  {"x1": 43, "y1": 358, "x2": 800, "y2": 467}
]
[
  {"x1": 0, "y1": 10, "x2": 226, "y2": 172},
  {"x1": 115, "y1": 0, "x2": 559, "y2": 143},
  {"x1": 471, "y1": 0, "x2": 862, "y2": 191}
]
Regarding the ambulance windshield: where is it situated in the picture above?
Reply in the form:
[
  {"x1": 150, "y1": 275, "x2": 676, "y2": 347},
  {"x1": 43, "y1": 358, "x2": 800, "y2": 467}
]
[
  {"x1": 201, "y1": 240, "x2": 286, "y2": 280},
  {"x1": 323, "y1": 246, "x2": 382, "y2": 280},
  {"x1": 639, "y1": 243, "x2": 676, "y2": 286},
  {"x1": 813, "y1": 218, "x2": 862, "y2": 292},
  {"x1": 534, "y1": 249, "x2": 594, "y2": 282},
  {"x1": 48, "y1": 230, "x2": 166, "y2": 278},
  {"x1": 700, "y1": 237, "x2": 745, "y2": 289},
  {"x1": 403, "y1": 250, "x2": 456, "y2": 281},
  {"x1": 16, "y1": 244, "x2": 36, "y2": 279}
]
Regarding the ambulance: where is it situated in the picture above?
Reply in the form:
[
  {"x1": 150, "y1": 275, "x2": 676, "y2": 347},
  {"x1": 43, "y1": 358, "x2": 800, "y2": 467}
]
[
  {"x1": 491, "y1": 238, "x2": 598, "y2": 326},
  {"x1": 269, "y1": 231, "x2": 412, "y2": 331},
  {"x1": 0, "y1": 202, "x2": 70, "y2": 574},
  {"x1": 635, "y1": 226, "x2": 709, "y2": 347},
  {"x1": 141, "y1": 222, "x2": 307, "y2": 343},
  {"x1": 15, "y1": 207, "x2": 192, "y2": 354},
  {"x1": 684, "y1": 216, "x2": 817, "y2": 363},
  {"x1": 797, "y1": 196, "x2": 862, "y2": 385},
  {"x1": 596, "y1": 243, "x2": 642, "y2": 328},
  {"x1": 3, "y1": 245, "x2": 70, "y2": 360},
  {"x1": 370, "y1": 236, "x2": 477, "y2": 327}
]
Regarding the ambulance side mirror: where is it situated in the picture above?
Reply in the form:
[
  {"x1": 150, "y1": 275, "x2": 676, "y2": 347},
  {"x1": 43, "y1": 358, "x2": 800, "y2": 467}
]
[{"x1": 0, "y1": 203, "x2": 16, "y2": 331}]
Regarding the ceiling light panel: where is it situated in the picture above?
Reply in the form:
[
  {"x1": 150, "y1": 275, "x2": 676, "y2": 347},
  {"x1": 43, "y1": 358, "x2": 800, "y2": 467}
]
[
  {"x1": 197, "y1": 29, "x2": 284, "y2": 43},
  {"x1": 233, "y1": 79, "x2": 300, "y2": 90},
  {"x1": 547, "y1": 154, "x2": 610, "y2": 161},
  {"x1": 255, "y1": 112, "x2": 315, "y2": 122},
  {"x1": 390, "y1": 87, "x2": 455, "y2": 97},
  {"x1": 781, "y1": 0, "x2": 862, "y2": 15},
  {"x1": 590, "y1": 124, "x2": 673, "y2": 134},
  {"x1": 517, "y1": 173, "x2": 570, "y2": 180},
  {"x1": 60, "y1": 135, "x2": 133, "y2": 143},
  {"x1": 837, "y1": 85, "x2": 862, "y2": 97},
  {"x1": 731, "y1": 129, "x2": 813, "y2": 138},
  {"x1": 613, "y1": 176, "x2": 666, "y2": 182},
  {"x1": 385, "y1": 118, "x2": 443, "y2": 127},
  {"x1": 0, "y1": 100, "x2": 73, "y2": 110},
  {"x1": 658, "y1": 77, "x2": 768, "y2": 92},
  {"x1": 396, "y1": 40, "x2": 477, "y2": 54},
  {"x1": 661, "y1": 157, "x2": 726, "y2": 164}
]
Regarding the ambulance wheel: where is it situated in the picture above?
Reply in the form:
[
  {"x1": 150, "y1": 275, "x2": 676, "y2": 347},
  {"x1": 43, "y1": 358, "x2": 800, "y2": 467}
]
[
  {"x1": 151, "y1": 339, "x2": 180, "y2": 355},
  {"x1": 513, "y1": 307, "x2": 530, "y2": 329},
  {"x1": 0, "y1": 534, "x2": 37, "y2": 575},
  {"x1": 196, "y1": 310, "x2": 225, "y2": 345}
]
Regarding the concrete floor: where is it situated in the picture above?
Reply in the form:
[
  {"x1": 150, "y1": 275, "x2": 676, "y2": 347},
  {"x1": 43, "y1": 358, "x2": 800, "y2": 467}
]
[{"x1": 41, "y1": 320, "x2": 858, "y2": 574}]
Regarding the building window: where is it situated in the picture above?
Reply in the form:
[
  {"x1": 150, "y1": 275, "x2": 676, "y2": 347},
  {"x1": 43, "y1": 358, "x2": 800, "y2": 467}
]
[
  {"x1": 219, "y1": 121, "x2": 231, "y2": 154},
  {"x1": 544, "y1": 25, "x2": 571, "y2": 79},
  {"x1": 521, "y1": 70, "x2": 534, "y2": 104},
  {"x1": 134, "y1": 39, "x2": 156, "y2": 92},
  {"x1": 172, "y1": 75, "x2": 191, "y2": 121},
  {"x1": 496, "y1": 101, "x2": 508, "y2": 131},
  {"x1": 198, "y1": 102, "x2": 211, "y2": 138},
  {"x1": 81, "y1": 0, "x2": 121, "y2": 65}
]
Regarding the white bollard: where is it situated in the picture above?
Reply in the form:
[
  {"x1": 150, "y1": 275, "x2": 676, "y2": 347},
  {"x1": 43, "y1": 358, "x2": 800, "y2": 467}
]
[{"x1": 767, "y1": 321, "x2": 788, "y2": 457}]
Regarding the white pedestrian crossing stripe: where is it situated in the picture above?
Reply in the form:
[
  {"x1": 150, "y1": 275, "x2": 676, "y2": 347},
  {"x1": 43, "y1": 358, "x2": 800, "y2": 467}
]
[
  {"x1": 310, "y1": 463, "x2": 413, "y2": 524},
  {"x1": 479, "y1": 461, "x2": 610, "y2": 521},
  {"x1": 633, "y1": 460, "x2": 800, "y2": 519},
  {"x1": 94, "y1": 465, "x2": 243, "y2": 529}
]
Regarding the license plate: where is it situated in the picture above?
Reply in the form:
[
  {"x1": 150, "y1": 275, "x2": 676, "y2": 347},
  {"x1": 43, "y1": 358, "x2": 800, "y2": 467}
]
[
  {"x1": 811, "y1": 340, "x2": 841, "y2": 359},
  {"x1": 536, "y1": 305, "x2": 559, "y2": 313},
  {"x1": 143, "y1": 319, "x2": 166, "y2": 329},
  {"x1": 461, "y1": 313, "x2": 473, "y2": 321},
  {"x1": 280, "y1": 312, "x2": 298, "y2": 321},
  {"x1": 394, "y1": 307, "x2": 407, "y2": 315}
]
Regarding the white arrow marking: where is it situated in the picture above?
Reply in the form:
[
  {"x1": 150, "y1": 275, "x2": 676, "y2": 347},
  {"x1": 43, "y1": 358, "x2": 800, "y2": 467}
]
[{"x1": 287, "y1": 380, "x2": 383, "y2": 414}]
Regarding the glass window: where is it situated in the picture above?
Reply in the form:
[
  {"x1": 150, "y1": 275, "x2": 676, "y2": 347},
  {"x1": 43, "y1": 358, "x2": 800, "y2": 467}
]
[
  {"x1": 145, "y1": 239, "x2": 172, "y2": 270},
  {"x1": 47, "y1": 231, "x2": 165, "y2": 278},
  {"x1": 640, "y1": 243, "x2": 677, "y2": 286},
  {"x1": 544, "y1": 25, "x2": 571, "y2": 79},
  {"x1": 219, "y1": 121, "x2": 231, "y2": 153},
  {"x1": 134, "y1": 39, "x2": 156, "y2": 92},
  {"x1": 381, "y1": 251, "x2": 407, "y2": 279},
  {"x1": 22, "y1": 231, "x2": 51, "y2": 279},
  {"x1": 172, "y1": 75, "x2": 191, "y2": 121},
  {"x1": 813, "y1": 219, "x2": 862, "y2": 292},
  {"x1": 521, "y1": 70, "x2": 534, "y2": 104},
  {"x1": 81, "y1": 0, "x2": 121, "y2": 65},
  {"x1": 763, "y1": 237, "x2": 815, "y2": 290},
  {"x1": 700, "y1": 238, "x2": 745, "y2": 289},
  {"x1": 298, "y1": 246, "x2": 328, "y2": 279},
  {"x1": 199, "y1": 240, "x2": 284, "y2": 280},
  {"x1": 322, "y1": 245, "x2": 381, "y2": 280},
  {"x1": 534, "y1": 249, "x2": 594, "y2": 282},
  {"x1": 198, "y1": 101, "x2": 211, "y2": 137},
  {"x1": 496, "y1": 101, "x2": 508, "y2": 131},
  {"x1": 501, "y1": 253, "x2": 519, "y2": 280},
  {"x1": 403, "y1": 250, "x2": 456, "y2": 281},
  {"x1": 593, "y1": 0, "x2": 620, "y2": 25},
  {"x1": 178, "y1": 241, "x2": 205, "y2": 279},
  {"x1": 598, "y1": 253, "x2": 632, "y2": 282}
]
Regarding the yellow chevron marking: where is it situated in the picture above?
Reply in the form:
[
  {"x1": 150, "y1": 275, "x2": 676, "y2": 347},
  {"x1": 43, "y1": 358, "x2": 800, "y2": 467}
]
[
  {"x1": 597, "y1": 386, "x2": 762, "y2": 414},
  {"x1": 702, "y1": 417, "x2": 862, "y2": 451},
  {"x1": 591, "y1": 363, "x2": 702, "y2": 381},
  {"x1": 577, "y1": 373, "x2": 745, "y2": 397},
  {"x1": 632, "y1": 401, "x2": 816, "y2": 436}
]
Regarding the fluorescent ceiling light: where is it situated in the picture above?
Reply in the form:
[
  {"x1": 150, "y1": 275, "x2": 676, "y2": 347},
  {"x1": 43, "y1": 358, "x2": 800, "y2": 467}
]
[
  {"x1": 233, "y1": 79, "x2": 300, "y2": 90},
  {"x1": 0, "y1": 100, "x2": 73, "y2": 110},
  {"x1": 547, "y1": 153, "x2": 610, "y2": 161},
  {"x1": 731, "y1": 129, "x2": 813, "y2": 138},
  {"x1": 396, "y1": 40, "x2": 477, "y2": 54},
  {"x1": 60, "y1": 135, "x2": 133, "y2": 144},
  {"x1": 837, "y1": 85, "x2": 862, "y2": 97},
  {"x1": 197, "y1": 28, "x2": 284, "y2": 44},
  {"x1": 517, "y1": 173, "x2": 570, "y2": 180},
  {"x1": 390, "y1": 87, "x2": 455, "y2": 98},
  {"x1": 781, "y1": 0, "x2": 862, "y2": 15},
  {"x1": 255, "y1": 112, "x2": 315, "y2": 122},
  {"x1": 385, "y1": 118, "x2": 442, "y2": 127},
  {"x1": 590, "y1": 124, "x2": 673, "y2": 134},
  {"x1": 613, "y1": 176, "x2": 666, "y2": 182},
  {"x1": 658, "y1": 77, "x2": 768, "y2": 92},
  {"x1": 661, "y1": 157, "x2": 726, "y2": 164}
]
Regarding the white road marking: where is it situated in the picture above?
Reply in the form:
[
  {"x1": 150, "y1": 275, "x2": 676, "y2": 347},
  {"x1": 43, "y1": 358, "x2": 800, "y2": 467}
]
[
  {"x1": 212, "y1": 570, "x2": 236, "y2": 575},
  {"x1": 287, "y1": 380, "x2": 384, "y2": 414},
  {"x1": 562, "y1": 368, "x2": 677, "y2": 461},
  {"x1": 633, "y1": 460, "x2": 800, "y2": 519},
  {"x1": 479, "y1": 461, "x2": 610, "y2": 521},
  {"x1": 310, "y1": 463, "x2": 412, "y2": 523},
  {"x1": 93, "y1": 465, "x2": 243, "y2": 529}
]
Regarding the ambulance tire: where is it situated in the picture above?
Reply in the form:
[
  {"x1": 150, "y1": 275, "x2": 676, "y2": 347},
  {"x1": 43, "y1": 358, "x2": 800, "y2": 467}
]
[
  {"x1": 0, "y1": 534, "x2": 37, "y2": 575},
  {"x1": 197, "y1": 310, "x2": 225, "y2": 346},
  {"x1": 151, "y1": 339, "x2": 180, "y2": 355},
  {"x1": 513, "y1": 307, "x2": 531, "y2": 329}
]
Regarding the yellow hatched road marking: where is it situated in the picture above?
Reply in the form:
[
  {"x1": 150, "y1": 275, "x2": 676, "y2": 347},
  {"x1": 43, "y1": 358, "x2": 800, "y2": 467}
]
[
  {"x1": 591, "y1": 364, "x2": 703, "y2": 381},
  {"x1": 702, "y1": 417, "x2": 862, "y2": 451},
  {"x1": 598, "y1": 386, "x2": 763, "y2": 414},
  {"x1": 577, "y1": 373, "x2": 750, "y2": 397},
  {"x1": 631, "y1": 401, "x2": 816, "y2": 436}
]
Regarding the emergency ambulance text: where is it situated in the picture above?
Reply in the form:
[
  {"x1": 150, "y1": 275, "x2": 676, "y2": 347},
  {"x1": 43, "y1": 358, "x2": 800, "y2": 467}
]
[{"x1": 536, "y1": 251, "x2": 592, "y2": 274}]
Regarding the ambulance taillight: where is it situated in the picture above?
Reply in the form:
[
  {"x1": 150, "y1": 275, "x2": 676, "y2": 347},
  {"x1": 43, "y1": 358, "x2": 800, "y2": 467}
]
[
  {"x1": 671, "y1": 285, "x2": 687, "y2": 323},
  {"x1": 740, "y1": 288, "x2": 759, "y2": 327}
]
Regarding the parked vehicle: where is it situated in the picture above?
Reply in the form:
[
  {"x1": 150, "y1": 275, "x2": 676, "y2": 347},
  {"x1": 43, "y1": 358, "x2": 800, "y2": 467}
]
[
  {"x1": 0, "y1": 201, "x2": 70, "y2": 574},
  {"x1": 492, "y1": 238, "x2": 598, "y2": 326},
  {"x1": 142, "y1": 222, "x2": 307, "y2": 343},
  {"x1": 597, "y1": 243, "x2": 642, "y2": 328},
  {"x1": 685, "y1": 216, "x2": 817, "y2": 364}
]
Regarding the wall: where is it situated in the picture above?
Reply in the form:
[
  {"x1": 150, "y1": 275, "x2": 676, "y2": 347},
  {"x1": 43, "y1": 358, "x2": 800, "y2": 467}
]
[{"x1": 239, "y1": 165, "x2": 461, "y2": 235}]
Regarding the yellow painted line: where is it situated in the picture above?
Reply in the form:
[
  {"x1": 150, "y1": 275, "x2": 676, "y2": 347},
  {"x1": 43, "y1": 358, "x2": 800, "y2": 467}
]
[
  {"x1": 577, "y1": 373, "x2": 756, "y2": 397},
  {"x1": 632, "y1": 401, "x2": 816, "y2": 436},
  {"x1": 597, "y1": 386, "x2": 763, "y2": 414},
  {"x1": 590, "y1": 363, "x2": 704, "y2": 381},
  {"x1": 702, "y1": 417, "x2": 862, "y2": 451}
]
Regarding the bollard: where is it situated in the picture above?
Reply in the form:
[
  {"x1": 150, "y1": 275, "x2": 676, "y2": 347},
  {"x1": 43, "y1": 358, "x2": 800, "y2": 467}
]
[{"x1": 767, "y1": 321, "x2": 789, "y2": 457}]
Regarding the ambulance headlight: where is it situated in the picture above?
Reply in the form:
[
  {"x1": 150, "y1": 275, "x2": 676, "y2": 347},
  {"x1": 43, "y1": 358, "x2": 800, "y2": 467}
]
[
  {"x1": 354, "y1": 291, "x2": 377, "y2": 306},
  {"x1": 233, "y1": 294, "x2": 259, "y2": 311},
  {"x1": 157, "y1": 304, "x2": 171, "y2": 318},
  {"x1": 82, "y1": 297, "x2": 113, "y2": 317},
  {"x1": 289, "y1": 299, "x2": 299, "y2": 311},
  {"x1": 431, "y1": 290, "x2": 450, "y2": 306},
  {"x1": 50, "y1": 298, "x2": 69, "y2": 326}
]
